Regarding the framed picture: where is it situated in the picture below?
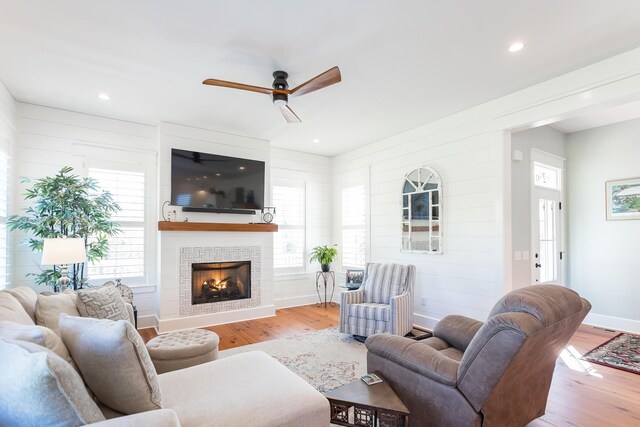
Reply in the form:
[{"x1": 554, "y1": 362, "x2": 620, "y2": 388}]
[
  {"x1": 345, "y1": 269, "x2": 364, "y2": 289},
  {"x1": 606, "y1": 177, "x2": 640, "y2": 220}
]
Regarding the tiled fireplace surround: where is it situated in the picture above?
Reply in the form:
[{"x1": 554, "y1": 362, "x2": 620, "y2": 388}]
[{"x1": 158, "y1": 230, "x2": 275, "y2": 332}]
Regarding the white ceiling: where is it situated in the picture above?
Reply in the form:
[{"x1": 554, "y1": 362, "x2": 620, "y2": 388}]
[{"x1": 2, "y1": 1, "x2": 640, "y2": 156}]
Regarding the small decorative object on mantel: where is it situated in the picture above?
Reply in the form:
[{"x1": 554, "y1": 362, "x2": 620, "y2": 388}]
[
  {"x1": 605, "y1": 177, "x2": 640, "y2": 220},
  {"x1": 309, "y1": 245, "x2": 338, "y2": 272},
  {"x1": 261, "y1": 206, "x2": 276, "y2": 224}
]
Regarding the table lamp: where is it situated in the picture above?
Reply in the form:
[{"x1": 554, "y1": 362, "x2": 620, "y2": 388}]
[{"x1": 41, "y1": 238, "x2": 87, "y2": 290}]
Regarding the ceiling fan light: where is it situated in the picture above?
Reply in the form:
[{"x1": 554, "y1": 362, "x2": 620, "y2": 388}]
[{"x1": 273, "y1": 98, "x2": 287, "y2": 107}]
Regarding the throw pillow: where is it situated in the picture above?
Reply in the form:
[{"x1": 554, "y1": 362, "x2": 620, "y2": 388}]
[
  {"x1": 0, "y1": 292, "x2": 34, "y2": 326},
  {"x1": 0, "y1": 338, "x2": 105, "y2": 426},
  {"x1": 35, "y1": 289, "x2": 81, "y2": 334},
  {"x1": 59, "y1": 314, "x2": 163, "y2": 414},
  {"x1": 76, "y1": 283, "x2": 129, "y2": 321},
  {"x1": 0, "y1": 320, "x2": 74, "y2": 366},
  {"x1": 5, "y1": 287, "x2": 38, "y2": 322}
]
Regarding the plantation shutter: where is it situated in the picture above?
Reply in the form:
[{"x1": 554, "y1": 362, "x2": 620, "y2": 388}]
[
  {"x1": 0, "y1": 147, "x2": 9, "y2": 289},
  {"x1": 87, "y1": 168, "x2": 146, "y2": 281},
  {"x1": 341, "y1": 185, "x2": 366, "y2": 268},
  {"x1": 273, "y1": 182, "x2": 305, "y2": 272}
]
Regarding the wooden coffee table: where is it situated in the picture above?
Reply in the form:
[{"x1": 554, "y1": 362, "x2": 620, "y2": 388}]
[{"x1": 324, "y1": 372, "x2": 409, "y2": 427}]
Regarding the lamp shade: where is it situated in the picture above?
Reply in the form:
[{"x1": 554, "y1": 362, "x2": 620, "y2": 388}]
[{"x1": 41, "y1": 238, "x2": 87, "y2": 266}]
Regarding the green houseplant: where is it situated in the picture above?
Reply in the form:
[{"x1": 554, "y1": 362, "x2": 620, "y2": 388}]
[
  {"x1": 309, "y1": 245, "x2": 338, "y2": 272},
  {"x1": 7, "y1": 166, "x2": 121, "y2": 290}
]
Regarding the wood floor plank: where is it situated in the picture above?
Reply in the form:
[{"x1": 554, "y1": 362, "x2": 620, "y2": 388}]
[{"x1": 138, "y1": 309, "x2": 640, "y2": 426}]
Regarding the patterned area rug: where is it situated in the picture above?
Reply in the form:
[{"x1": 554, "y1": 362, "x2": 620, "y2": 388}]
[
  {"x1": 220, "y1": 327, "x2": 367, "y2": 392},
  {"x1": 582, "y1": 333, "x2": 640, "y2": 374}
]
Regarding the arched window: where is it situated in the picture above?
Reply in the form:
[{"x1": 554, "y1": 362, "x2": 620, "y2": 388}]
[{"x1": 401, "y1": 167, "x2": 442, "y2": 254}]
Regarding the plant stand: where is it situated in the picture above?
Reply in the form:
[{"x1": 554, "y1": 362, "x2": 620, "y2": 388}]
[{"x1": 315, "y1": 271, "x2": 336, "y2": 308}]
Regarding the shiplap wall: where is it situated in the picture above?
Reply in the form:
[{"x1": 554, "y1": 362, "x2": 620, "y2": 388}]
[
  {"x1": 333, "y1": 131, "x2": 504, "y2": 327},
  {"x1": 271, "y1": 148, "x2": 333, "y2": 308},
  {"x1": 12, "y1": 103, "x2": 158, "y2": 325}
]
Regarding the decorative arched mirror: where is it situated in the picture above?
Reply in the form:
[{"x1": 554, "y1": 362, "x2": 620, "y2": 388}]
[{"x1": 402, "y1": 166, "x2": 442, "y2": 254}]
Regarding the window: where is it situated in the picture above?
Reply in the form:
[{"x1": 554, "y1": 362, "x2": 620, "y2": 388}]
[
  {"x1": 272, "y1": 182, "x2": 305, "y2": 272},
  {"x1": 0, "y1": 148, "x2": 8, "y2": 289},
  {"x1": 341, "y1": 185, "x2": 366, "y2": 268},
  {"x1": 533, "y1": 162, "x2": 561, "y2": 190},
  {"x1": 87, "y1": 168, "x2": 146, "y2": 282}
]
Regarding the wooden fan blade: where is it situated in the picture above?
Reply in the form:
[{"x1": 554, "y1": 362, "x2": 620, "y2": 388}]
[
  {"x1": 289, "y1": 66, "x2": 341, "y2": 97},
  {"x1": 278, "y1": 105, "x2": 301, "y2": 123},
  {"x1": 202, "y1": 78, "x2": 276, "y2": 95}
]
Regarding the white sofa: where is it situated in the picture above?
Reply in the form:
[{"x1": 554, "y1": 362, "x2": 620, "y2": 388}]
[{"x1": 0, "y1": 286, "x2": 330, "y2": 426}]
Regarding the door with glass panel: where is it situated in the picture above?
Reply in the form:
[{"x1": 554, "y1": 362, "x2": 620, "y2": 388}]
[{"x1": 531, "y1": 158, "x2": 564, "y2": 285}]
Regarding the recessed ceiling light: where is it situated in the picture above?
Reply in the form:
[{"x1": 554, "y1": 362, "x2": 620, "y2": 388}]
[
  {"x1": 98, "y1": 93, "x2": 110, "y2": 100},
  {"x1": 215, "y1": 173, "x2": 221, "y2": 176},
  {"x1": 239, "y1": 166, "x2": 245, "y2": 170},
  {"x1": 508, "y1": 42, "x2": 525, "y2": 53},
  {"x1": 312, "y1": 138, "x2": 320, "y2": 143}
]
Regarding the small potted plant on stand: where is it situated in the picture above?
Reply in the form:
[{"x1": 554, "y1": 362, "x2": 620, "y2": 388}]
[{"x1": 309, "y1": 245, "x2": 338, "y2": 272}]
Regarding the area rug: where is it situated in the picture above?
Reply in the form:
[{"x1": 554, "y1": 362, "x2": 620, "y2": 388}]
[
  {"x1": 582, "y1": 333, "x2": 640, "y2": 375},
  {"x1": 220, "y1": 327, "x2": 367, "y2": 392}
]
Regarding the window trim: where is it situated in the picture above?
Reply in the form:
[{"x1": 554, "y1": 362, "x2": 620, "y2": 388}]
[{"x1": 341, "y1": 184, "x2": 367, "y2": 270}]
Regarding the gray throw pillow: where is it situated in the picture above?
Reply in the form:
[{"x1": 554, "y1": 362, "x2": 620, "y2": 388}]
[
  {"x1": 0, "y1": 338, "x2": 105, "y2": 426},
  {"x1": 76, "y1": 283, "x2": 129, "y2": 321},
  {"x1": 59, "y1": 314, "x2": 163, "y2": 414}
]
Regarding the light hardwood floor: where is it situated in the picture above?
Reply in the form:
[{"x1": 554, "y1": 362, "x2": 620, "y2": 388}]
[{"x1": 139, "y1": 305, "x2": 640, "y2": 427}]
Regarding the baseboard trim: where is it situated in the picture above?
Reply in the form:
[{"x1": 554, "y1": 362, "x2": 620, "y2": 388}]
[
  {"x1": 157, "y1": 305, "x2": 276, "y2": 333},
  {"x1": 275, "y1": 294, "x2": 324, "y2": 309},
  {"x1": 584, "y1": 313, "x2": 640, "y2": 334},
  {"x1": 413, "y1": 313, "x2": 440, "y2": 330},
  {"x1": 137, "y1": 314, "x2": 159, "y2": 329}
]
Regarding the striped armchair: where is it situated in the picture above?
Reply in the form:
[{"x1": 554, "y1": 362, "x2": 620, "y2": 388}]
[{"x1": 339, "y1": 263, "x2": 415, "y2": 337}]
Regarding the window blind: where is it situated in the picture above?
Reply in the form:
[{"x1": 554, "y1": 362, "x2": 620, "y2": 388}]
[
  {"x1": 341, "y1": 185, "x2": 366, "y2": 268},
  {"x1": 88, "y1": 168, "x2": 146, "y2": 280},
  {"x1": 272, "y1": 184, "x2": 305, "y2": 271},
  {"x1": 0, "y1": 149, "x2": 8, "y2": 289}
]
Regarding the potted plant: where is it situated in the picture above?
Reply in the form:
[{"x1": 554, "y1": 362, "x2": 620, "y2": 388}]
[
  {"x1": 7, "y1": 166, "x2": 121, "y2": 290},
  {"x1": 309, "y1": 245, "x2": 338, "y2": 272}
]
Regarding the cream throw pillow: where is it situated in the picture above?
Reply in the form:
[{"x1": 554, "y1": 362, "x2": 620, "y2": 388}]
[
  {"x1": 5, "y1": 287, "x2": 38, "y2": 322},
  {"x1": 0, "y1": 292, "x2": 34, "y2": 326},
  {"x1": 59, "y1": 314, "x2": 163, "y2": 414},
  {"x1": 0, "y1": 320, "x2": 74, "y2": 366},
  {"x1": 76, "y1": 283, "x2": 129, "y2": 321},
  {"x1": 35, "y1": 289, "x2": 81, "y2": 334},
  {"x1": 0, "y1": 338, "x2": 105, "y2": 426}
]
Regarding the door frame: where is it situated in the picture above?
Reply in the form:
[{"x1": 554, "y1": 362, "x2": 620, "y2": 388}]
[{"x1": 530, "y1": 149, "x2": 566, "y2": 285}]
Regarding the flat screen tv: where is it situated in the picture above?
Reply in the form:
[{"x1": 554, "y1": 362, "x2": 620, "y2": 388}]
[{"x1": 171, "y1": 149, "x2": 265, "y2": 214}]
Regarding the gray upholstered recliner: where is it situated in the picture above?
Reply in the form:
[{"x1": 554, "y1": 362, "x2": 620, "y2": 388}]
[
  {"x1": 340, "y1": 263, "x2": 415, "y2": 338},
  {"x1": 365, "y1": 285, "x2": 591, "y2": 427}
]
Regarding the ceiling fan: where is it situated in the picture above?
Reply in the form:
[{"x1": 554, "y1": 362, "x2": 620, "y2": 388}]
[{"x1": 202, "y1": 66, "x2": 341, "y2": 123}]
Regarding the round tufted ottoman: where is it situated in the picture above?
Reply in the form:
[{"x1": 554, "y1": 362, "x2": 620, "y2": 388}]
[{"x1": 146, "y1": 329, "x2": 219, "y2": 374}]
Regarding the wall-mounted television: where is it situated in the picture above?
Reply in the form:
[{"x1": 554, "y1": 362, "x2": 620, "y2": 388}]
[{"x1": 171, "y1": 149, "x2": 265, "y2": 214}]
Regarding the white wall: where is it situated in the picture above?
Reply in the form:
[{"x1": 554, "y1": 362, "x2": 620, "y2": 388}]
[
  {"x1": 510, "y1": 126, "x2": 566, "y2": 288},
  {"x1": 566, "y1": 118, "x2": 640, "y2": 332},
  {"x1": 333, "y1": 47, "x2": 640, "y2": 328},
  {"x1": 12, "y1": 103, "x2": 159, "y2": 324},
  {"x1": 271, "y1": 148, "x2": 333, "y2": 308},
  {"x1": 0, "y1": 81, "x2": 16, "y2": 289}
]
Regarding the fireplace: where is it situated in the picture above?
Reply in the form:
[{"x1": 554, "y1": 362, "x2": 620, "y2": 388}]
[{"x1": 191, "y1": 261, "x2": 251, "y2": 305}]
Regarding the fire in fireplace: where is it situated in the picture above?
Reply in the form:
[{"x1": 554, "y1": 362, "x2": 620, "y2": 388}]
[{"x1": 191, "y1": 261, "x2": 251, "y2": 305}]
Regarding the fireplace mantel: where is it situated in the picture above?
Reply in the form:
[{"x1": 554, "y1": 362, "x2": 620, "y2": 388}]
[{"x1": 157, "y1": 221, "x2": 278, "y2": 232}]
